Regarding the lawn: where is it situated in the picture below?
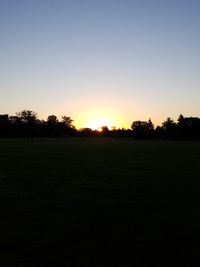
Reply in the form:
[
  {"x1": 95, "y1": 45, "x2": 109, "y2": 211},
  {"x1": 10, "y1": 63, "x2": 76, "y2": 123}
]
[{"x1": 0, "y1": 138, "x2": 200, "y2": 266}]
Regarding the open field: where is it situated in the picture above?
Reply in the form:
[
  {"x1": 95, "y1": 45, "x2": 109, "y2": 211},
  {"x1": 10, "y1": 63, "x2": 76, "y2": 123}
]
[{"x1": 0, "y1": 138, "x2": 200, "y2": 266}]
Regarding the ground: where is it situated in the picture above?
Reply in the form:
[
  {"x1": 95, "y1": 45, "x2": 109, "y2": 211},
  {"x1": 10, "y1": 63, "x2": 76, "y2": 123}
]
[{"x1": 0, "y1": 138, "x2": 200, "y2": 266}]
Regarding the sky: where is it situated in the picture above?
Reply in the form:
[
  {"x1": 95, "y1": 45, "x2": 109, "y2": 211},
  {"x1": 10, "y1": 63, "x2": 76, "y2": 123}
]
[{"x1": 0, "y1": 0, "x2": 200, "y2": 129}]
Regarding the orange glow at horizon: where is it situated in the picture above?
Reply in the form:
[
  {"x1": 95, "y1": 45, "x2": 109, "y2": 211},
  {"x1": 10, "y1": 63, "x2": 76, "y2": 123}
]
[
  {"x1": 74, "y1": 107, "x2": 129, "y2": 130},
  {"x1": 87, "y1": 118, "x2": 113, "y2": 130}
]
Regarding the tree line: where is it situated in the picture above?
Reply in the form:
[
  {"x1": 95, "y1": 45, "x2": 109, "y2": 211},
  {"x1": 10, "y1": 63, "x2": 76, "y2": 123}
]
[{"x1": 0, "y1": 110, "x2": 200, "y2": 139}]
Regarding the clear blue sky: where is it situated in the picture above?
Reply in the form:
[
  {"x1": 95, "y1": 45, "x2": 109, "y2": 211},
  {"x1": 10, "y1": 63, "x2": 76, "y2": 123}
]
[{"x1": 0, "y1": 0, "x2": 200, "y2": 128}]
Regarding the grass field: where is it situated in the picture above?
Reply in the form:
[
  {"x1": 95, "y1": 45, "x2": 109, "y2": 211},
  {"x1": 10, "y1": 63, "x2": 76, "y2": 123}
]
[{"x1": 0, "y1": 138, "x2": 200, "y2": 266}]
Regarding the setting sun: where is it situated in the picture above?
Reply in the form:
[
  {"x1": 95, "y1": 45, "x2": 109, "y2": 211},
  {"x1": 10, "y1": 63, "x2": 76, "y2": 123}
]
[
  {"x1": 74, "y1": 107, "x2": 128, "y2": 130},
  {"x1": 87, "y1": 118, "x2": 113, "y2": 130}
]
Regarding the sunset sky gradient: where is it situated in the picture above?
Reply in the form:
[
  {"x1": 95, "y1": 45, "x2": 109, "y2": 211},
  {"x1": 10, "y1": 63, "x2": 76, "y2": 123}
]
[{"x1": 0, "y1": 0, "x2": 200, "y2": 129}]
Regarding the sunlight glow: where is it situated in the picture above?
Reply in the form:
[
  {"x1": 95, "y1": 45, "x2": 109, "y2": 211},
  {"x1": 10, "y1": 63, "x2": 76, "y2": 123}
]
[
  {"x1": 75, "y1": 107, "x2": 128, "y2": 130},
  {"x1": 87, "y1": 118, "x2": 113, "y2": 130}
]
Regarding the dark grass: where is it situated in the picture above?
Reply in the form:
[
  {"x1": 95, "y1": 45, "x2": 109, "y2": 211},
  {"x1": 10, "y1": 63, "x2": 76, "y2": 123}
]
[{"x1": 0, "y1": 138, "x2": 200, "y2": 266}]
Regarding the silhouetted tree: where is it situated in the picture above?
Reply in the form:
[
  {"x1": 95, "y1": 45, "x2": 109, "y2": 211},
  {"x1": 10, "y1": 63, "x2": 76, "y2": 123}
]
[
  {"x1": 101, "y1": 126, "x2": 110, "y2": 136},
  {"x1": 62, "y1": 116, "x2": 74, "y2": 128},
  {"x1": 60, "y1": 116, "x2": 76, "y2": 136},
  {"x1": 16, "y1": 110, "x2": 37, "y2": 139},
  {"x1": 131, "y1": 119, "x2": 154, "y2": 139},
  {"x1": 162, "y1": 117, "x2": 177, "y2": 138},
  {"x1": 177, "y1": 114, "x2": 189, "y2": 138},
  {"x1": 46, "y1": 115, "x2": 59, "y2": 136},
  {"x1": 0, "y1": 115, "x2": 10, "y2": 136},
  {"x1": 47, "y1": 115, "x2": 58, "y2": 127},
  {"x1": 155, "y1": 126, "x2": 164, "y2": 139},
  {"x1": 78, "y1": 128, "x2": 95, "y2": 137},
  {"x1": 16, "y1": 110, "x2": 37, "y2": 123},
  {"x1": 9, "y1": 116, "x2": 22, "y2": 136},
  {"x1": 177, "y1": 114, "x2": 200, "y2": 139},
  {"x1": 1, "y1": 109, "x2": 200, "y2": 139}
]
